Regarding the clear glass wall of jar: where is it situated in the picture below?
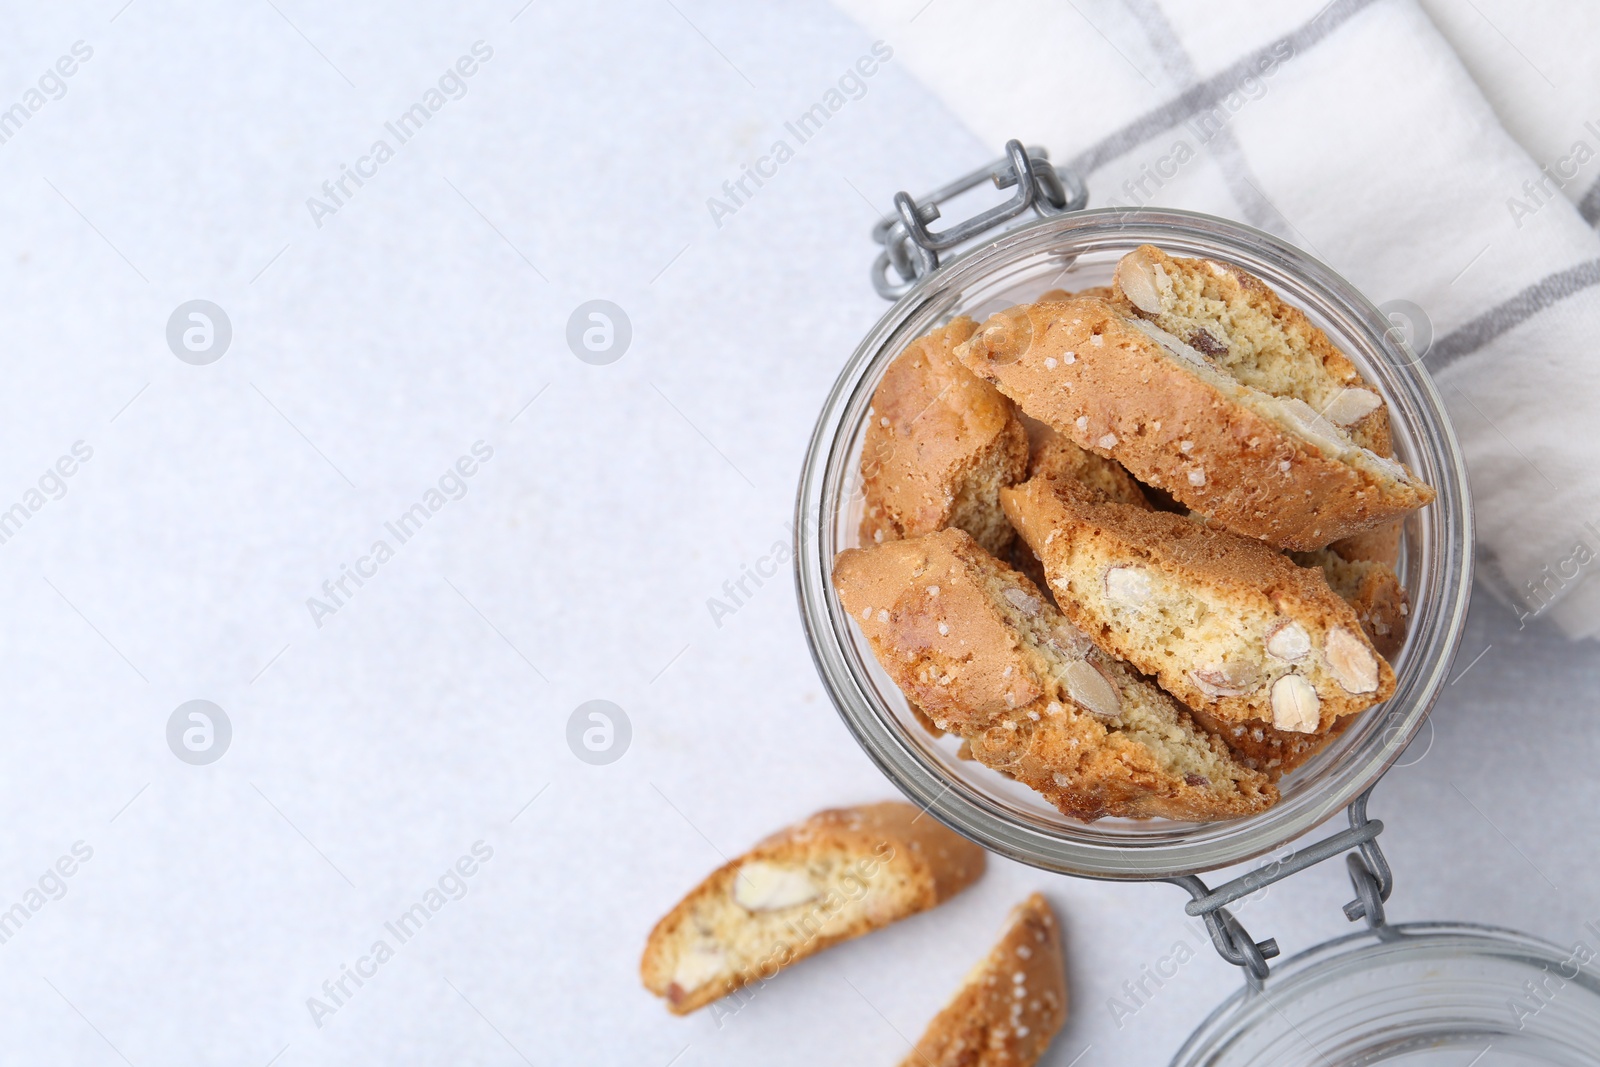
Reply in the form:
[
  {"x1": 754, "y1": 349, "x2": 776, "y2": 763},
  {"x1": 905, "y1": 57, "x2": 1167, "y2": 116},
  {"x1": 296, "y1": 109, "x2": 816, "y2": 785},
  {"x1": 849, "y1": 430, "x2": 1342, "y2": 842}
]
[{"x1": 794, "y1": 209, "x2": 1473, "y2": 879}]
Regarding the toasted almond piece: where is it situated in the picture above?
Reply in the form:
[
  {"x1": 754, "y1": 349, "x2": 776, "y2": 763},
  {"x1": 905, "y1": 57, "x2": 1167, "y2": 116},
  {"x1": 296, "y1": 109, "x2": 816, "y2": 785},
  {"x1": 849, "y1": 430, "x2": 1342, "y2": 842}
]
[
  {"x1": 1324, "y1": 387, "x2": 1384, "y2": 427},
  {"x1": 1129, "y1": 317, "x2": 1209, "y2": 366},
  {"x1": 1268, "y1": 396, "x2": 1350, "y2": 455},
  {"x1": 1190, "y1": 663, "x2": 1263, "y2": 699},
  {"x1": 731, "y1": 861, "x2": 821, "y2": 912},
  {"x1": 1271, "y1": 674, "x2": 1320, "y2": 733},
  {"x1": 1115, "y1": 246, "x2": 1170, "y2": 315},
  {"x1": 1265, "y1": 620, "x2": 1312, "y2": 662},
  {"x1": 670, "y1": 944, "x2": 728, "y2": 999},
  {"x1": 1104, "y1": 565, "x2": 1152, "y2": 608},
  {"x1": 1062, "y1": 660, "x2": 1121, "y2": 720},
  {"x1": 1325, "y1": 626, "x2": 1380, "y2": 693},
  {"x1": 1004, "y1": 587, "x2": 1043, "y2": 616}
]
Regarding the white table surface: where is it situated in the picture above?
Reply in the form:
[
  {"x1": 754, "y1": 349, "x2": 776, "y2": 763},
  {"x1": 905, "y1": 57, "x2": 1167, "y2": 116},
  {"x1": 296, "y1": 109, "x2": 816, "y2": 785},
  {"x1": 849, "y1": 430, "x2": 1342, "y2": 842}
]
[{"x1": 1, "y1": 2, "x2": 1595, "y2": 1064}]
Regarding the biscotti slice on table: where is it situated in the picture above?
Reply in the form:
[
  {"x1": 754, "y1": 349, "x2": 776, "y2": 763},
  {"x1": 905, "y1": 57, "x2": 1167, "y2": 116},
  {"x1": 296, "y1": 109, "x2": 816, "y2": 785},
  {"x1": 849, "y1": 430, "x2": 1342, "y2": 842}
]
[
  {"x1": 833, "y1": 528, "x2": 1277, "y2": 821},
  {"x1": 1110, "y1": 245, "x2": 1392, "y2": 454},
  {"x1": 641, "y1": 801, "x2": 985, "y2": 1014},
  {"x1": 860, "y1": 316, "x2": 1029, "y2": 557},
  {"x1": 898, "y1": 893, "x2": 1067, "y2": 1067},
  {"x1": 955, "y1": 296, "x2": 1434, "y2": 551},
  {"x1": 1002, "y1": 475, "x2": 1396, "y2": 736}
]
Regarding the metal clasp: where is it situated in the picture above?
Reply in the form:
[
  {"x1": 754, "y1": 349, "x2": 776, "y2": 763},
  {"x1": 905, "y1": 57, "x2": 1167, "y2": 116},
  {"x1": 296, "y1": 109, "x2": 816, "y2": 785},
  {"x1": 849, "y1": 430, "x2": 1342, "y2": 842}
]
[
  {"x1": 1166, "y1": 787, "x2": 1394, "y2": 986},
  {"x1": 871, "y1": 139, "x2": 1089, "y2": 300}
]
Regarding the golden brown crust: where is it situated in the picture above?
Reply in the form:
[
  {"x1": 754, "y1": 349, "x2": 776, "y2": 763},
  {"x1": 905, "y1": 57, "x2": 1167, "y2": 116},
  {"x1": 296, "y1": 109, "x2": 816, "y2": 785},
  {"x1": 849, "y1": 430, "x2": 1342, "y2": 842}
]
[
  {"x1": 958, "y1": 696, "x2": 1278, "y2": 822},
  {"x1": 1029, "y1": 423, "x2": 1150, "y2": 510},
  {"x1": 778, "y1": 803, "x2": 986, "y2": 905},
  {"x1": 860, "y1": 317, "x2": 1029, "y2": 557},
  {"x1": 955, "y1": 297, "x2": 1433, "y2": 551},
  {"x1": 898, "y1": 893, "x2": 1067, "y2": 1067},
  {"x1": 833, "y1": 529, "x2": 1278, "y2": 821},
  {"x1": 641, "y1": 802, "x2": 985, "y2": 1015},
  {"x1": 1039, "y1": 285, "x2": 1113, "y2": 302},
  {"x1": 1002, "y1": 475, "x2": 1397, "y2": 733},
  {"x1": 836, "y1": 533, "x2": 1045, "y2": 736},
  {"x1": 1106, "y1": 245, "x2": 1393, "y2": 455}
]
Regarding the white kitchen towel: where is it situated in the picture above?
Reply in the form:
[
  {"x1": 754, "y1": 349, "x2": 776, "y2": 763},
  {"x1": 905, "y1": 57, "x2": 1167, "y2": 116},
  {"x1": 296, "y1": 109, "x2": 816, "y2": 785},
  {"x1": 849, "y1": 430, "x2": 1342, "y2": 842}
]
[
  {"x1": 1418, "y1": 0, "x2": 1600, "y2": 225},
  {"x1": 832, "y1": 0, "x2": 1600, "y2": 639}
]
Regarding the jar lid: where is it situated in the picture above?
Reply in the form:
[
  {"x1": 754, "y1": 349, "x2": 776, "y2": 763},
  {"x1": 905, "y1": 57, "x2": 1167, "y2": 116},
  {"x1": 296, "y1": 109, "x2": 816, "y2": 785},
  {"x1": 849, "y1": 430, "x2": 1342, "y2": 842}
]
[{"x1": 1174, "y1": 922, "x2": 1600, "y2": 1065}]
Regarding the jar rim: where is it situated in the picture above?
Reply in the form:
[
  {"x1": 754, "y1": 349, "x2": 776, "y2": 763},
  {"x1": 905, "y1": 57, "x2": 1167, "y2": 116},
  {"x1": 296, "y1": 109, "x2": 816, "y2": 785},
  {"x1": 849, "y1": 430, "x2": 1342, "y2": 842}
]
[{"x1": 794, "y1": 208, "x2": 1474, "y2": 878}]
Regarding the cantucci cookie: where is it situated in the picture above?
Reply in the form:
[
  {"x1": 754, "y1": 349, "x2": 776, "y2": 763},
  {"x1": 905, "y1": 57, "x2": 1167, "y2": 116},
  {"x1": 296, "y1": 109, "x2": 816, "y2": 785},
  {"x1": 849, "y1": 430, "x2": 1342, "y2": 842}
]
[
  {"x1": 898, "y1": 893, "x2": 1067, "y2": 1067},
  {"x1": 641, "y1": 801, "x2": 984, "y2": 1015},
  {"x1": 1294, "y1": 548, "x2": 1409, "y2": 661},
  {"x1": 833, "y1": 529, "x2": 1278, "y2": 821},
  {"x1": 1110, "y1": 242, "x2": 1413, "y2": 624},
  {"x1": 860, "y1": 317, "x2": 1029, "y2": 557},
  {"x1": 1029, "y1": 422, "x2": 1150, "y2": 510},
  {"x1": 955, "y1": 296, "x2": 1434, "y2": 551},
  {"x1": 1110, "y1": 245, "x2": 1392, "y2": 454},
  {"x1": 1002, "y1": 475, "x2": 1396, "y2": 735}
]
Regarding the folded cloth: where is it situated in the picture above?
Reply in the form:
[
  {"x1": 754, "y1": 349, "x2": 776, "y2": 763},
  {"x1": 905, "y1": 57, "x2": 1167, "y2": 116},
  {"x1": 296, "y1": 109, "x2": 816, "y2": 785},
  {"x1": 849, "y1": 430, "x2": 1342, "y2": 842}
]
[
  {"x1": 1418, "y1": 0, "x2": 1600, "y2": 225},
  {"x1": 831, "y1": 0, "x2": 1600, "y2": 638}
]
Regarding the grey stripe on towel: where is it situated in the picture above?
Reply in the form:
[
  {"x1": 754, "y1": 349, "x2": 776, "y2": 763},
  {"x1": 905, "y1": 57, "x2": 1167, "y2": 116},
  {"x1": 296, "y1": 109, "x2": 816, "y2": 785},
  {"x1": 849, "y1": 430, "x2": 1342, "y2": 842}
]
[
  {"x1": 1069, "y1": 0, "x2": 1379, "y2": 176},
  {"x1": 1579, "y1": 176, "x2": 1600, "y2": 227},
  {"x1": 1429, "y1": 258, "x2": 1600, "y2": 370}
]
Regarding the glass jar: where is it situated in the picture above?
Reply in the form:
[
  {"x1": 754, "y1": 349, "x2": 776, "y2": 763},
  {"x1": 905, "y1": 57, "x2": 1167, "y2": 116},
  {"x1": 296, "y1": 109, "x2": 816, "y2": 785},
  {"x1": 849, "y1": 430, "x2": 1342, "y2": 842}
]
[
  {"x1": 793, "y1": 206, "x2": 1474, "y2": 879},
  {"x1": 1174, "y1": 923, "x2": 1600, "y2": 1065}
]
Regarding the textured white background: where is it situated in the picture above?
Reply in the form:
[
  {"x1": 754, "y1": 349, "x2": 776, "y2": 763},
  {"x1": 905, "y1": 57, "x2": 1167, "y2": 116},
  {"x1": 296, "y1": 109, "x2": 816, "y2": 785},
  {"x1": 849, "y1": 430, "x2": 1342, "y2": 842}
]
[{"x1": 0, "y1": 2, "x2": 1594, "y2": 1065}]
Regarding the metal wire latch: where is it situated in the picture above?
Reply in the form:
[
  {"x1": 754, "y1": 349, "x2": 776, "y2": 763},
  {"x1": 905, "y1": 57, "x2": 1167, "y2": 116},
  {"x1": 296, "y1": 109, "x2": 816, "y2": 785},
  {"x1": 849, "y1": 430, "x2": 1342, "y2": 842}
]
[
  {"x1": 1166, "y1": 788, "x2": 1394, "y2": 986},
  {"x1": 871, "y1": 139, "x2": 1089, "y2": 300}
]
